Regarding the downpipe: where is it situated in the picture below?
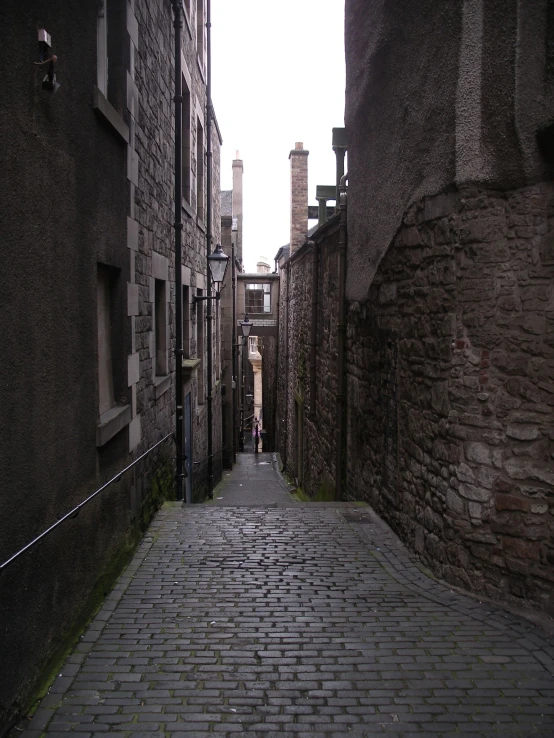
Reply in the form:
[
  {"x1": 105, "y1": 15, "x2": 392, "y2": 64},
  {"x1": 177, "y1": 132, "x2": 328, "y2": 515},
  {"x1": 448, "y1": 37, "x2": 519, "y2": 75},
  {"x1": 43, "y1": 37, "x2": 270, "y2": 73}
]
[
  {"x1": 308, "y1": 240, "x2": 318, "y2": 419},
  {"x1": 335, "y1": 173, "x2": 348, "y2": 501},
  {"x1": 172, "y1": 1, "x2": 185, "y2": 501}
]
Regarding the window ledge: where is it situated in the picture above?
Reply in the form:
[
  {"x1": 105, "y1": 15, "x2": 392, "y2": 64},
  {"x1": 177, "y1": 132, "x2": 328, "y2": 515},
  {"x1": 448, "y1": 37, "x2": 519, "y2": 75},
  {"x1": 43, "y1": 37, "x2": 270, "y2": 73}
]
[
  {"x1": 197, "y1": 216, "x2": 206, "y2": 233},
  {"x1": 93, "y1": 87, "x2": 129, "y2": 143},
  {"x1": 182, "y1": 198, "x2": 194, "y2": 219},
  {"x1": 183, "y1": 3, "x2": 193, "y2": 38},
  {"x1": 96, "y1": 404, "x2": 132, "y2": 447},
  {"x1": 197, "y1": 56, "x2": 206, "y2": 83},
  {"x1": 182, "y1": 358, "x2": 201, "y2": 373},
  {"x1": 154, "y1": 374, "x2": 172, "y2": 399}
]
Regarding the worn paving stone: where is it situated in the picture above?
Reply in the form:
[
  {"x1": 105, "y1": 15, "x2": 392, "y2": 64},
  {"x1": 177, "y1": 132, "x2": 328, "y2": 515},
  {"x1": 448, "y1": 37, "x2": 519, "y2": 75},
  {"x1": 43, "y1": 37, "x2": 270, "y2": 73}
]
[{"x1": 15, "y1": 455, "x2": 554, "y2": 736}]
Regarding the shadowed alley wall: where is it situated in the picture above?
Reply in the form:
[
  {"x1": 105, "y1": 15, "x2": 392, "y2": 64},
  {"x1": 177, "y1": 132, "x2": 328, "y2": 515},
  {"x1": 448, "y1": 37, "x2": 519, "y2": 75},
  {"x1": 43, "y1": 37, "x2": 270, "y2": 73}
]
[{"x1": 277, "y1": 0, "x2": 554, "y2": 614}]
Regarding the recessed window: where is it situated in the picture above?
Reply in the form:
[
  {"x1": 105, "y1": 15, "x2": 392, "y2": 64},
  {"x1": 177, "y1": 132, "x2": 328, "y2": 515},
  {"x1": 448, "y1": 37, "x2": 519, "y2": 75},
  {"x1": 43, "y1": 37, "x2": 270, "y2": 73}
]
[
  {"x1": 96, "y1": 0, "x2": 125, "y2": 112},
  {"x1": 245, "y1": 283, "x2": 271, "y2": 314},
  {"x1": 97, "y1": 264, "x2": 117, "y2": 416},
  {"x1": 155, "y1": 279, "x2": 168, "y2": 376},
  {"x1": 182, "y1": 77, "x2": 191, "y2": 203},
  {"x1": 196, "y1": 0, "x2": 206, "y2": 67},
  {"x1": 196, "y1": 289, "x2": 205, "y2": 404},
  {"x1": 183, "y1": 285, "x2": 190, "y2": 359},
  {"x1": 196, "y1": 118, "x2": 205, "y2": 221}
]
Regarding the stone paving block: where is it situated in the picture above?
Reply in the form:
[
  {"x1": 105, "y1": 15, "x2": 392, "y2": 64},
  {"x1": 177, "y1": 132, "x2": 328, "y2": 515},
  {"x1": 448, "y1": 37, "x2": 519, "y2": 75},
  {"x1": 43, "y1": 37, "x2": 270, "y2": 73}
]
[{"x1": 15, "y1": 456, "x2": 554, "y2": 737}]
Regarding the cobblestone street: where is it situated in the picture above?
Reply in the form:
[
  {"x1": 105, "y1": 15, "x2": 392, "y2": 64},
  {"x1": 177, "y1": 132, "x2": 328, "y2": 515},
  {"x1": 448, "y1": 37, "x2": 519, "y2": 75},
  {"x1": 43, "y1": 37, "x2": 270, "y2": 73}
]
[{"x1": 20, "y1": 455, "x2": 554, "y2": 737}]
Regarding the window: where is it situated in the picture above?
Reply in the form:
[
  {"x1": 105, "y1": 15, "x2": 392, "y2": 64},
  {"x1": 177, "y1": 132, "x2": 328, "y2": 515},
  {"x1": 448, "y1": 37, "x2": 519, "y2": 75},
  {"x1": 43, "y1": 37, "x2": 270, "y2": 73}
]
[
  {"x1": 196, "y1": 289, "x2": 205, "y2": 403},
  {"x1": 155, "y1": 279, "x2": 168, "y2": 376},
  {"x1": 245, "y1": 283, "x2": 271, "y2": 314},
  {"x1": 182, "y1": 285, "x2": 190, "y2": 358},
  {"x1": 97, "y1": 2, "x2": 107, "y2": 96},
  {"x1": 196, "y1": 118, "x2": 205, "y2": 221},
  {"x1": 182, "y1": 76, "x2": 191, "y2": 203},
  {"x1": 196, "y1": 0, "x2": 206, "y2": 69},
  {"x1": 97, "y1": 265, "x2": 117, "y2": 416},
  {"x1": 96, "y1": 1, "x2": 125, "y2": 112}
]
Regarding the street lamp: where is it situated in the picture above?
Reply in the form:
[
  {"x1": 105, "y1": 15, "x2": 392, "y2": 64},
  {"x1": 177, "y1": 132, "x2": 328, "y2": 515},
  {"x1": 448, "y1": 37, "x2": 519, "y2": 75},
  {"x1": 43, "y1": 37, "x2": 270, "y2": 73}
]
[
  {"x1": 193, "y1": 243, "x2": 230, "y2": 498},
  {"x1": 239, "y1": 314, "x2": 253, "y2": 452},
  {"x1": 240, "y1": 314, "x2": 252, "y2": 338},
  {"x1": 207, "y1": 242, "x2": 229, "y2": 297}
]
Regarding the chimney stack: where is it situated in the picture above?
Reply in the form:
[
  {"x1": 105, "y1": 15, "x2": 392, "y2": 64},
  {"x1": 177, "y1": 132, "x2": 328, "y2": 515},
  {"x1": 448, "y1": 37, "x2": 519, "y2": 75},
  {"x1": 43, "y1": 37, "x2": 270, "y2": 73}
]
[
  {"x1": 232, "y1": 153, "x2": 243, "y2": 265},
  {"x1": 289, "y1": 142, "x2": 309, "y2": 254}
]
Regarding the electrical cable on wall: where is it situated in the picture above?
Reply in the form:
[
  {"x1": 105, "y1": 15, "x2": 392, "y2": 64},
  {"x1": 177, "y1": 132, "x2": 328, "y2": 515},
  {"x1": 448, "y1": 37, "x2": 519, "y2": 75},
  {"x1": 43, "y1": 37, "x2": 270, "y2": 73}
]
[{"x1": 34, "y1": 28, "x2": 60, "y2": 92}]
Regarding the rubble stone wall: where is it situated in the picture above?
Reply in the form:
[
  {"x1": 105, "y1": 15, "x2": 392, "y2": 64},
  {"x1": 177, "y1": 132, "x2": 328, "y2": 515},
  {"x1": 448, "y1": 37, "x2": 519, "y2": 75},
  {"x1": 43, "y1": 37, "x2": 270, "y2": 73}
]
[
  {"x1": 278, "y1": 185, "x2": 554, "y2": 613},
  {"x1": 347, "y1": 183, "x2": 554, "y2": 612}
]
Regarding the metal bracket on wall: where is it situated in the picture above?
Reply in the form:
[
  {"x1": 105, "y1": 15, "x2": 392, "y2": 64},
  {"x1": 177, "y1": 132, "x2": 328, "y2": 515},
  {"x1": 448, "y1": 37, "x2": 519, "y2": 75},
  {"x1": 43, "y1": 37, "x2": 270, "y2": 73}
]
[{"x1": 34, "y1": 28, "x2": 60, "y2": 93}]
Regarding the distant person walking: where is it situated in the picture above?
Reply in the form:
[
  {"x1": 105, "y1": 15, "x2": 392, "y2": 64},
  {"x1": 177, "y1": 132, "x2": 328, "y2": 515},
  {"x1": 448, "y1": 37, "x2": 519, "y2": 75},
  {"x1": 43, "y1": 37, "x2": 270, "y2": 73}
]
[{"x1": 254, "y1": 424, "x2": 260, "y2": 454}]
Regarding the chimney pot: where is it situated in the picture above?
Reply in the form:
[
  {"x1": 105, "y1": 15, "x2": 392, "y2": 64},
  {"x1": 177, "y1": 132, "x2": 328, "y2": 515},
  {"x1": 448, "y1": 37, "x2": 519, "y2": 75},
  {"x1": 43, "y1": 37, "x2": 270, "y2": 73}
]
[{"x1": 290, "y1": 142, "x2": 309, "y2": 254}]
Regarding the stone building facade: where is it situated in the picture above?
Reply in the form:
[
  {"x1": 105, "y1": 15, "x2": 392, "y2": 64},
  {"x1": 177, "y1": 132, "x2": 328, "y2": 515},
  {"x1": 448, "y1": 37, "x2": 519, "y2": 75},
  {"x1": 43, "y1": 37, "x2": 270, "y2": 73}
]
[
  {"x1": 277, "y1": 1, "x2": 554, "y2": 614},
  {"x1": 0, "y1": 0, "x2": 222, "y2": 729},
  {"x1": 237, "y1": 272, "x2": 280, "y2": 451}
]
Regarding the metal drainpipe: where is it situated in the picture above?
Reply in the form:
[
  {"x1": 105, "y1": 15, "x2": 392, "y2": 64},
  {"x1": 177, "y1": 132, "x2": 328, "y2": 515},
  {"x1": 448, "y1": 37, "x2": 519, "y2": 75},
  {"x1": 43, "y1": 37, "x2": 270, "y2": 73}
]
[
  {"x1": 206, "y1": 0, "x2": 214, "y2": 496},
  {"x1": 172, "y1": 1, "x2": 185, "y2": 502},
  {"x1": 335, "y1": 173, "x2": 348, "y2": 501},
  {"x1": 231, "y1": 240, "x2": 237, "y2": 462},
  {"x1": 308, "y1": 240, "x2": 318, "y2": 419},
  {"x1": 283, "y1": 259, "x2": 291, "y2": 468}
]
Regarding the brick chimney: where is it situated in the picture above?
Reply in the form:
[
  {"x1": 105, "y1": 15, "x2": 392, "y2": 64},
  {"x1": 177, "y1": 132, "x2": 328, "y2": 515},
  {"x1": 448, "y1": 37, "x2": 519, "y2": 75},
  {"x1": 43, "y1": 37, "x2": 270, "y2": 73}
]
[
  {"x1": 232, "y1": 151, "x2": 243, "y2": 264},
  {"x1": 289, "y1": 142, "x2": 309, "y2": 254}
]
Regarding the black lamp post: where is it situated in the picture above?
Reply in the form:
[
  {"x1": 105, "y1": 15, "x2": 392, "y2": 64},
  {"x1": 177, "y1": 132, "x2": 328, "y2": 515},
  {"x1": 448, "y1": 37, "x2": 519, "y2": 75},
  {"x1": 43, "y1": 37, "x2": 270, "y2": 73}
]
[
  {"x1": 239, "y1": 315, "x2": 253, "y2": 452},
  {"x1": 194, "y1": 243, "x2": 229, "y2": 498}
]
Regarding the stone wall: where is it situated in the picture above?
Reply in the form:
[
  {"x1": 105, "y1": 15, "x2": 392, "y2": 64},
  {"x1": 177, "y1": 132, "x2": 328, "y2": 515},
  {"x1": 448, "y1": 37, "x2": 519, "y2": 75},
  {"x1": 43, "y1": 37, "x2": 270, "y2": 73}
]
[
  {"x1": 260, "y1": 336, "x2": 278, "y2": 451},
  {"x1": 0, "y1": 1, "x2": 222, "y2": 728},
  {"x1": 346, "y1": 184, "x2": 554, "y2": 612},
  {"x1": 277, "y1": 223, "x2": 340, "y2": 493},
  {"x1": 345, "y1": 0, "x2": 554, "y2": 302},
  {"x1": 134, "y1": 0, "x2": 222, "y2": 500},
  {"x1": 277, "y1": 185, "x2": 554, "y2": 614}
]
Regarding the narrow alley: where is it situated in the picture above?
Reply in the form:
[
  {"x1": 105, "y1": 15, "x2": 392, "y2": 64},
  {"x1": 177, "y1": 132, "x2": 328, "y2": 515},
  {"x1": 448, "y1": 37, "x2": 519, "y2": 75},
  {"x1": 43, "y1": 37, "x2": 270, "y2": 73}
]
[{"x1": 18, "y1": 454, "x2": 554, "y2": 737}]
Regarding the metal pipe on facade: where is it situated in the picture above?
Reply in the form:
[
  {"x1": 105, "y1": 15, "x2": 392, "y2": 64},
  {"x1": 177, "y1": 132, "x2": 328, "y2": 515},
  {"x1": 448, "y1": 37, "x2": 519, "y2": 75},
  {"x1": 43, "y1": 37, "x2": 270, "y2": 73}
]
[
  {"x1": 283, "y1": 260, "x2": 290, "y2": 468},
  {"x1": 172, "y1": 0, "x2": 185, "y2": 501},
  {"x1": 231, "y1": 240, "x2": 237, "y2": 462},
  {"x1": 308, "y1": 240, "x2": 318, "y2": 419},
  {"x1": 335, "y1": 173, "x2": 348, "y2": 501},
  {"x1": 205, "y1": 0, "x2": 214, "y2": 495}
]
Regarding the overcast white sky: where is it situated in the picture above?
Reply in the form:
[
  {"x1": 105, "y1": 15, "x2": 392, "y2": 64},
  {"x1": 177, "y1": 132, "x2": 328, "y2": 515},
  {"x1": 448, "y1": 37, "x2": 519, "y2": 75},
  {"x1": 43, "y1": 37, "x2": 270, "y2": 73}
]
[{"x1": 212, "y1": 0, "x2": 346, "y2": 272}]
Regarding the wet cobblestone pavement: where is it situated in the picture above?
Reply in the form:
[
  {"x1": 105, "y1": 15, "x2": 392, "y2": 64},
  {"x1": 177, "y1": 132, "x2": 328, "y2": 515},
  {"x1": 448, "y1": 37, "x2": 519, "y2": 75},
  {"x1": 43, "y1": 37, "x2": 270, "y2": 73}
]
[{"x1": 19, "y1": 457, "x2": 554, "y2": 736}]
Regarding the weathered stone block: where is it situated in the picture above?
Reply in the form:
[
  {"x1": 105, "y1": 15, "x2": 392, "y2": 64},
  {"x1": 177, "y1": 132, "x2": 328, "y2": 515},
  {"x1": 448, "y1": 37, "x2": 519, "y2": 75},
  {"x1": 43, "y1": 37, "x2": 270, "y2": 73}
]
[
  {"x1": 423, "y1": 192, "x2": 458, "y2": 222},
  {"x1": 472, "y1": 240, "x2": 510, "y2": 262},
  {"x1": 456, "y1": 462, "x2": 476, "y2": 483},
  {"x1": 502, "y1": 537, "x2": 541, "y2": 561},
  {"x1": 495, "y1": 494, "x2": 530, "y2": 512},
  {"x1": 491, "y1": 512, "x2": 548, "y2": 540},
  {"x1": 465, "y1": 441, "x2": 491, "y2": 465},
  {"x1": 459, "y1": 216, "x2": 506, "y2": 244},
  {"x1": 504, "y1": 457, "x2": 554, "y2": 485},
  {"x1": 530, "y1": 501, "x2": 549, "y2": 515},
  {"x1": 458, "y1": 482, "x2": 491, "y2": 502},
  {"x1": 506, "y1": 425, "x2": 541, "y2": 441}
]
